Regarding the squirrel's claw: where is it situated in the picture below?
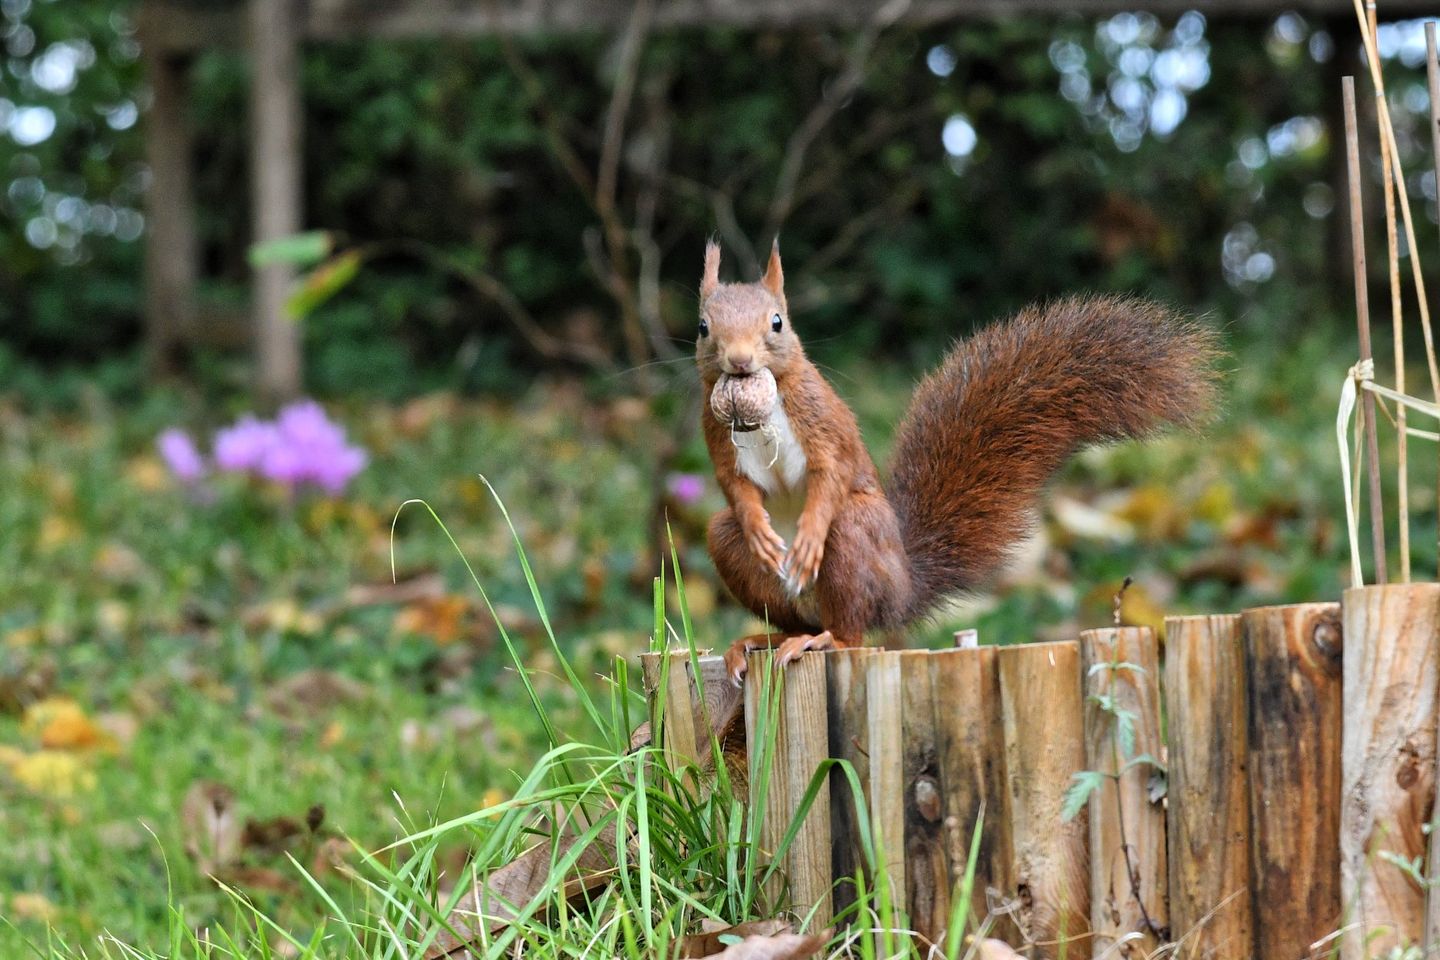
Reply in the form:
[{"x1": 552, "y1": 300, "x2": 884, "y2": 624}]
[
  {"x1": 723, "y1": 641, "x2": 749, "y2": 686},
  {"x1": 776, "y1": 630, "x2": 836, "y2": 667},
  {"x1": 782, "y1": 532, "x2": 824, "y2": 593}
]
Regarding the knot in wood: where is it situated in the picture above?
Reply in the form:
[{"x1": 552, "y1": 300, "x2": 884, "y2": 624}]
[
  {"x1": 1310, "y1": 613, "x2": 1342, "y2": 663},
  {"x1": 914, "y1": 775, "x2": 942, "y2": 822}
]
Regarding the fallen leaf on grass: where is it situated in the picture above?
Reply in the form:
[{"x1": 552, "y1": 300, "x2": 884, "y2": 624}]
[
  {"x1": 424, "y1": 821, "x2": 617, "y2": 959},
  {"x1": 973, "y1": 938, "x2": 1026, "y2": 959},
  {"x1": 212, "y1": 864, "x2": 298, "y2": 896},
  {"x1": 261, "y1": 668, "x2": 367, "y2": 722},
  {"x1": 11, "y1": 750, "x2": 97, "y2": 797},
  {"x1": 7, "y1": 892, "x2": 59, "y2": 923},
  {"x1": 393, "y1": 595, "x2": 471, "y2": 646},
  {"x1": 689, "y1": 930, "x2": 829, "y2": 959},
  {"x1": 23, "y1": 697, "x2": 113, "y2": 752},
  {"x1": 181, "y1": 781, "x2": 243, "y2": 874},
  {"x1": 680, "y1": 919, "x2": 792, "y2": 957}
]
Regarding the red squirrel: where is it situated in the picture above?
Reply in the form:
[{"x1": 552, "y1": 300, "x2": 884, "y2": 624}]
[{"x1": 697, "y1": 240, "x2": 1218, "y2": 680}]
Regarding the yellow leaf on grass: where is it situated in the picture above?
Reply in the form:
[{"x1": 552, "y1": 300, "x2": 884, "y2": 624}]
[
  {"x1": 8, "y1": 892, "x2": 59, "y2": 923},
  {"x1": 37, "y1": 515, "x2": 77, "y2": 552},
  {"x1": 124, "y1": 454, "x2": 169, "y2": 493},
  {"x1": 480, "y1": 787, "x2": 507, "y2": 810},
  {"x1": 393, "y1": 595, "x2": 469, "y2": 646},
  {"x1": 4, "y1": 625, "x2": 40, "y2": 648},
  {"x1": 319, "y1": 721, "x2": 345, "y2": 748},
  {"x1": 22, "y1": 697, "x2": 114, "y2": 752},
  {"x1": 12, "y1": 751, "x2": 97, "y2": 797}
]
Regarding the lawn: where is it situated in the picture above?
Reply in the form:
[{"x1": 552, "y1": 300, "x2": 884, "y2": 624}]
[{"x1": 0, "y1": 332, "x2": 1382, "y2": 956}]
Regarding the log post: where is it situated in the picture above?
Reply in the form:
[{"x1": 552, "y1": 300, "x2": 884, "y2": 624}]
[
  {"x1": 930, "y1": 647, "x2": 1016, "y2": 946},
  {"x1": 140, "y1": 45, "x2": 198, "y2": 374},
  {"x1": 1340, "y1": 585, "x2": 1440, "y2": 958},
  {"x1": 745, "y1": 651, "x2": 833, "y2": 929},
  {"x1": 248, "y1": 0, "x2": 304, "y2": 401},
  {"x1": 865, "y1": 650, "x2": 906, "y2": 915},
  {"x1": 1080, "y1": 627, "x2": 1167, "y2": 957},
  {"x1": 1163, "y1": 614, "x2": 1253, "y2": 960},
  {"x1": 1242, "y1": 602, "x2": 1344, "y2": 960},
  {"x1": 638, "y1": 651, "x2": 741, "y2": 777},
  {"x1": 827, "y1": 647, "x2": 879, "y2": 919},
  {"x1": 998, "y1": 640, "x2": 1089, "y2": 957}
]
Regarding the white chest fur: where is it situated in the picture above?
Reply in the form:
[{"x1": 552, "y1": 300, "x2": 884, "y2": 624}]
[{"x1": 733, "y1": 395, "x2": 807, "y2": 495}]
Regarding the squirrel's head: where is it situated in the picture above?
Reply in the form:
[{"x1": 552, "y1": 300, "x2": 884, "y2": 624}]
[{"x1": 696, "y1": 239, "x2": 801, "y2": 380}]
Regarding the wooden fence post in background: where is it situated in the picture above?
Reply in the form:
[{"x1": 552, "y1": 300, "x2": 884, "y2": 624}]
[
  {"x1": 998, "y1": 640, "x2": 1089, "y2": 958},
  {"x1": 745, "y1": 651, "x2": 833, "y2": 929},
  {"x1": 1164, "y1": 614, "x2": 1253, "y2": 960},
  {"x1": 1242, "y1": 602, "x2": 1344, "y2": 960},
  {"x1": 930, "y1": 647, "x2": 1015, "y2": 945},
  {"x1": 248, "y1": 0, "x2": 303, "y2": 401},
  {"x1": 1080, "y1": 627, "x2": 1167, "y2": 957},
  {"x1": 1341, "y1": 585, "x2": 1440, "y2": 958}
]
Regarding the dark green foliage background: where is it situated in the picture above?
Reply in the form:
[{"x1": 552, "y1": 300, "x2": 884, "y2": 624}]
[{"x1": 1, "y1": 2, "x2": 1431, "y2": 395}]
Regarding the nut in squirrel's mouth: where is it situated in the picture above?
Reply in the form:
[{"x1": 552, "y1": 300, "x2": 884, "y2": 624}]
[{"x1": 710, "y1": 367, "x2": 777, "y2": 434}]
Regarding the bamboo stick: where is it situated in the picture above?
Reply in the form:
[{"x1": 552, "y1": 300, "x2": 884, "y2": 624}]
[
  {"x1": 826, "y1": 647, "x2": 879, "y2": 920},
  {"x1": 1080, "y1": 627, "x2": 1167, "y2": 957},
  {"x1": 1340, "y1": 585, "x2": 1440, "y2": 959},
  {"x1": 998, "y1": 640, "x2": 1089, "y2": 958},
  {"x1": 1370, "y1": 0, "x2": 1409, "y2": 582},
  {"x1": 745, "y1": 651, "x2": 833, "y2": 927},
  {"x1": 1242, "y1": 603, "x2": 1344, "y2": 960},
  {"x1": 930, "y1": 647, "x2": 1016, "y2": 946},
  {"x1": 1164, "y1": 615, "x2": 1253, "y2": 960},
  {"x1": 1343, "y1": 75, "x2": 1388, "y2": 585},
  {"x1": 1351, "y1": 0, "x2": 1440, "y2": 411}
]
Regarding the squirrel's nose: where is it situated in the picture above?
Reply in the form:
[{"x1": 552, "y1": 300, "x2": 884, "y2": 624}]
[{"x1": 726, "y1": 352, "x2": 755, "y2": 374}]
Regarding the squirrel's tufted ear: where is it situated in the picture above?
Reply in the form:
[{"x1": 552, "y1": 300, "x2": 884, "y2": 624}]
[
  {"x1": 761, "y1": 238, "x2": 785, "y2": 304},
  {"x1": 701, "y1": 241, "x2": 721, "y2": 300}
]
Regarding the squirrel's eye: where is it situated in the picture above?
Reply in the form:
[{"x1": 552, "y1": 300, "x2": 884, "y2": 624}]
[
  {"x1": 698, "y1": 319, "x2": 709, "y2": 338},
  {"x1": 771, "y1": 313, "x2": 783, "y2": 333}
]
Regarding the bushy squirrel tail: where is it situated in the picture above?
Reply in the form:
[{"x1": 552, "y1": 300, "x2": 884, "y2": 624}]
[{"x1": 887, "y1": 294, "x2": 1220, "y2": 620}]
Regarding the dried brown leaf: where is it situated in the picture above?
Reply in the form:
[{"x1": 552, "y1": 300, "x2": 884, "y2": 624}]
[
  {"x1": 681, "y1": 919, "x2": 793, "y2": 957},
  {"x1": 181, "y1": 781, "x2": 242, "y2": 874},
  {"x1": 692, "y1": 930, "x2": 829, "y2": 960}
]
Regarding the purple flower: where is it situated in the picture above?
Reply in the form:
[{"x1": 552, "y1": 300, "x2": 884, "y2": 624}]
[
  {"x1": 210, "y1": 401, "x2": 368, "y2": 495},
  {"x1": 214, "y1": 417, "x2": 278, "y2": 472},
  {"x1": 156, "y1": 428, "x2": 206, "y2": 482},
  {"x1": 665, "y1": 472, "x2": 705, "y2": 505}
]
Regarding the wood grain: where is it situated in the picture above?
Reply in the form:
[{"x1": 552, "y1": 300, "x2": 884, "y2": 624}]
[
  {"x1": 1242, "y1": 602, "x2": 1344, "y2": 960},
  {"x1": 930, "y1": 647, "x2": 1016, "y2": 945},
  {"x1": 998, "y1": 640, "x2": 1089, "y2": 957},
  {"x1": 866, "y1": 650, "x2": 906, "y2": 913},
  {"x1": 826, "y1": 647, "x2": 880, "y2": 919},
  {"x1": 745, "y1": 650, "x2": 833, "y2": 928},
  {"x1": 1340, "y1": 585, "x2": 1440, "y2": 958},
  {"x1": 1081, "y1": 627, "x2": 1167, "y2": 957},
  {"x1": 899, "y1": 650, "x2": 947, "y2": 945},
  {"x1": 1164, "y1": 614, "x2": 1253, "y2": 960}
]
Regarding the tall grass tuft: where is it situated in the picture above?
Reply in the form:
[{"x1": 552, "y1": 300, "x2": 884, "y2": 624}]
[{"x1": 57, "y1": 487, "x2": 997, "y2": 960}]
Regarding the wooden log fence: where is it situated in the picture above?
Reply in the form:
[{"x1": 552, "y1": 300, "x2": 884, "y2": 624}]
[{"x1": 644, "y1": 590, "x2": 1440, "y2": 958}]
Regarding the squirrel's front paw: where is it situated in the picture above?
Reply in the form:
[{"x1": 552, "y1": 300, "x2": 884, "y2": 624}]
[
  {"x1": 744, "y1": 521, "x2": 787, "y2": 574},
  {"x1": 781, "y1": 530, "x2": 825, "y2": 594}
]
